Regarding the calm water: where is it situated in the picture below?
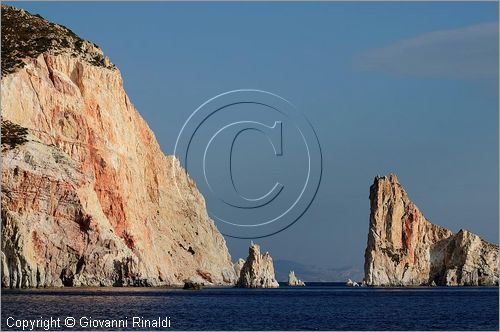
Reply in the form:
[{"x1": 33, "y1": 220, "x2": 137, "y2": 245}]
[{"x1": 2, "y1": 283, "x2": 498, "y2": 330}]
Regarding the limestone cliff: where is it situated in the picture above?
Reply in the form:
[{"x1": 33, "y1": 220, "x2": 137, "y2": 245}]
[
  {"x1": 287, "y1": 270, "x2": 305, "y2": 286},
  {"x1": 364, "y1": 174, "x2": 499, "y2": 286},
  {"x1": 237, "y1": 243, "x2": 279, "y2": 288},
  {"x1": 1, "y1": 5, "x2": 237, "y2": 288}
]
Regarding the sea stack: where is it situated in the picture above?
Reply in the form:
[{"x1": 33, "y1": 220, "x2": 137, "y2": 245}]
[
  {"x1": 287, "y1": 271, "x2": 305, "y2": 286},
  {"x1": 233, "y1": 258, "x2": 245, "y2": 278},
  {"x1": 0, "y1": 5, "x2": 237, "y2": 288},
  {"x1": 237, "y1": 242, "x2": 279, "y2": 288},
  {"x1": 364, "y1": 174, "x2": 499, "y2": 286}
]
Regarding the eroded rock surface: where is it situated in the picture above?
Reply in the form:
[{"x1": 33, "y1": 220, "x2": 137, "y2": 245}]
[
  {"x1": 364, "y1": 174, "x2": 499, "y2": 286},
  {"x1": 233, "y1": 258, "x2": 245, "y2": 278},
  {"x1": 237, "y1": 243, "x2": 279, "y2": 288},
  {"x1": 287, "y1": 270, "x2": 305, "y2": 286},
  {"x1": 1, "y1": 5, "x2": 236, "y2": 288},
  {"x1": 346, "y1": 279, "x2": 359, "y2": 287}
]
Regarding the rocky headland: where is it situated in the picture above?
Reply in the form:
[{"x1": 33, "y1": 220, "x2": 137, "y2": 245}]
[
  {"x1": 364, "y1": 174, "x2": 499, "y2": 286},
  {"x1": 237, "y1": 242, "x2": 279, "y2": 288},
  {"x1": 1, "y1": 5, "x2": 237, "y2": 288}
]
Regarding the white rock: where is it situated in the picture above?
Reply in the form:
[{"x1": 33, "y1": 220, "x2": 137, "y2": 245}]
[
  {"x1": 1, "y1": 6, "x2": 235, "y2": 288},
  {"x1": 287, "y1": 271, "x2": 305, "y2": 286},
  {"x1": 237, "y1": 243, "x2": 279, "y2": 288},
  {"x1": 346, "y1": 279, "x2": 360, "y2": 287}
]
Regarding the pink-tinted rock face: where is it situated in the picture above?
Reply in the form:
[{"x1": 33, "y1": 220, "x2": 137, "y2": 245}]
[
  {"x1": 364, "y1": 174, "x2": 499, "y2": 286},
  {"x1": 287, "y1": 271, "x2": 305, "y2": 286},
  {"x1": 1, "y1": 5, "x2": 236, "y2": 288},
  {"x1": 237, "y1": 243, "x2": 279, "y2": 288}
]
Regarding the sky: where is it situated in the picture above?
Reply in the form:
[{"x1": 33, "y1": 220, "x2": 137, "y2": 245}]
[{"x1": 9, "y1": 2, "x2": 499, "y2": 278}]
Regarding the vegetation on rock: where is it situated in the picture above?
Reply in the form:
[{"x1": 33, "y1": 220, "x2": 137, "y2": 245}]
[
  {"x1": 1, "y1": 5, "x2": 115, "y2": 76},
  {"x1": 1, "y1": 120, "x2": 29, "y2": 151}
]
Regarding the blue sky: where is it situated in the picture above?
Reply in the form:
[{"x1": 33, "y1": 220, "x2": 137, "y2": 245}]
[{"x1": 9, "y1": 2, "x2": 499, "y2": 276}]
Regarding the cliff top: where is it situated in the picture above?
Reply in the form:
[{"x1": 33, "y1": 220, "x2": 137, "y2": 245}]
[{"x1": 1, "y1": 5, "x2": 115, "y2": 77}]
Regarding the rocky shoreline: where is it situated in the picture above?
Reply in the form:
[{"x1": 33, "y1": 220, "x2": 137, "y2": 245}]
[{"x1": 1, "y1": 5, "x2": 497, "y2": 290}]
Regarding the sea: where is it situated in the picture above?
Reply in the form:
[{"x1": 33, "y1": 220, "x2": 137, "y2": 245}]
[{"x1": 1, "y1": 283, "x2": 498, "y2": 331}]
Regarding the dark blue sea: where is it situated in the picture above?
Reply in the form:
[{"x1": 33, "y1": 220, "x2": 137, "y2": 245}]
[{"x1": 1, "y1": 283, "x2": 498, "y2": 330}]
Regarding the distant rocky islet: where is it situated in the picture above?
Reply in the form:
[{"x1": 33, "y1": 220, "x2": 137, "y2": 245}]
[{"x1": 364, "y1": 174, "x2": 498, "y2": 286}]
